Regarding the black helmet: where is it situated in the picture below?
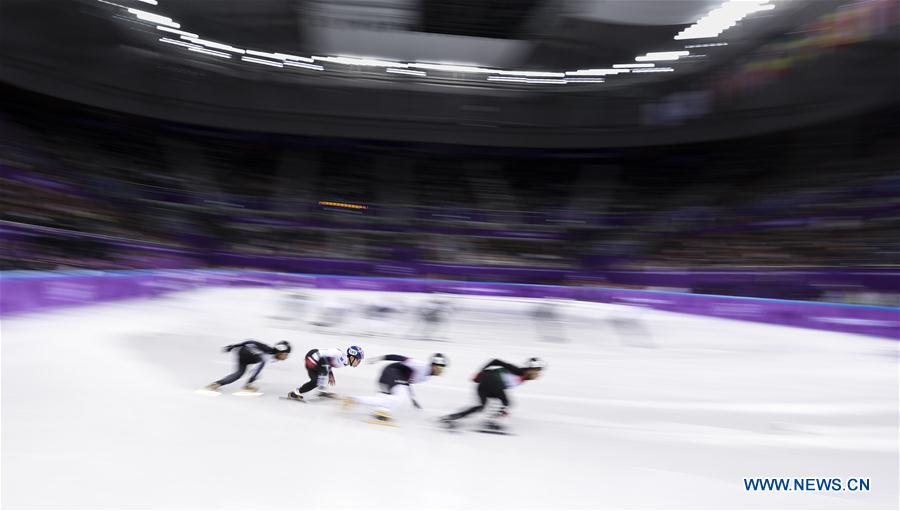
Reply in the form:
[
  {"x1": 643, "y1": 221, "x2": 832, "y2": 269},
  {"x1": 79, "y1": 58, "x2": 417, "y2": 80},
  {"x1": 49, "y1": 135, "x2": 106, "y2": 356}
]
[{"x1": 274, "y1": 341, "x2": 292, "y2": 354}]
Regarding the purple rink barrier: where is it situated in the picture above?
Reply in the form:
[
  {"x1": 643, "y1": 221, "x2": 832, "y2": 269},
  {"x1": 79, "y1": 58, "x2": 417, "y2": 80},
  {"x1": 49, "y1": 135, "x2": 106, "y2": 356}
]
[
  {"x1": 1, "y1": 271, "x2": 897, "y2": 340},
  {"x1": 5, "y1": 220, "x2": 898, "y2": 296},
  {"x1": 574, "y1": 287, "x2": 899, "y2": 339},
  {"x1": 0, "y1": 271, "x2": 210, "y2": 315},
  {"x1": 583, "y1": 269, "x2": 900, "y2": 293}
]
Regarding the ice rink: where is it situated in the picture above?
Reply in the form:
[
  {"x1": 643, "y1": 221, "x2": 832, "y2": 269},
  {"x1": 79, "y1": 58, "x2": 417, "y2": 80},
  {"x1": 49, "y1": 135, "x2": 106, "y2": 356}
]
[{"x1": 2, "y1": 287, "x2": 898, "y2": 509}]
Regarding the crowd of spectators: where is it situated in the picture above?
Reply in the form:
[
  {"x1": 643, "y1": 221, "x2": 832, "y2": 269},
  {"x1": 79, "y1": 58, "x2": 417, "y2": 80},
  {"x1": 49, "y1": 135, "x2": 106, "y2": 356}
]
[{"x1": 1, "y1": 87, "x2": 897, "y2": 281}]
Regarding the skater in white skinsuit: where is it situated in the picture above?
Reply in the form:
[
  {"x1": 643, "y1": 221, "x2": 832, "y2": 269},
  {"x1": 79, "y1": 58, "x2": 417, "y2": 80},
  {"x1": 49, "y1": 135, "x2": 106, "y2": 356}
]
[{"x1": 345, "y1": 353, "x2": 447, "y2": 423}]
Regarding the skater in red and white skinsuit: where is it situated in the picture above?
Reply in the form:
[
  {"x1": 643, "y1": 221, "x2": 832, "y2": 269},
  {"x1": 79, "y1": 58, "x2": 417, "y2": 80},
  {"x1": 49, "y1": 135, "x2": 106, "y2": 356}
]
[{"x1": 286, "y1": 346, "x2": 364, "y2": 401}]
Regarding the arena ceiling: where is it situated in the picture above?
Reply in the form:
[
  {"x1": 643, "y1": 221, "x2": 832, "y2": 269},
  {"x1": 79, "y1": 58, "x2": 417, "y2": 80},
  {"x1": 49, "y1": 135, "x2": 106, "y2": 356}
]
[
  {"x1": 4, "y1": 0, "x2": 886, "y2": 148},
  {"x1": 2, "y1": 0, "x2": 808, "y2": 82}
]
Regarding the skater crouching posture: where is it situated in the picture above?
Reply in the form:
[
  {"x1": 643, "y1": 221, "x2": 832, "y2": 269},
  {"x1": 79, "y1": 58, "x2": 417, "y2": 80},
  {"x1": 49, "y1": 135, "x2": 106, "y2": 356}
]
[
  {"x1": 206, "y1": 340, "x2": 292, "y2": 393},
  {"x1": 286, "y1": 346, "x2": 364, "y2": 401},
  {"x1": 344, "y1": 353, "x2": 448, "y2": 423},
  {"x1": 440, "y1": 357, "x2": 545, "y2": 427}
]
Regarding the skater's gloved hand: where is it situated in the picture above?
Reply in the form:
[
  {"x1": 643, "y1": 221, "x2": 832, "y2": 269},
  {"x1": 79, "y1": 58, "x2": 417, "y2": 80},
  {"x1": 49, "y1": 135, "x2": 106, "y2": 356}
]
[
  {"x1": 223, "y1": 345, "x2": 235, "y2": 353},
  {"x1": 328, "y1": 372, "x2": 336, "y2": 386}
]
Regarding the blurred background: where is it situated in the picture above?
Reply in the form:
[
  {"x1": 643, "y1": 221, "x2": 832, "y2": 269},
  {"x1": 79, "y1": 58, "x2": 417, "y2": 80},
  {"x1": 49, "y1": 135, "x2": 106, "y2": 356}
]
[{"x1": 1, "y1": 0, "x2": 898, "y2": 307}]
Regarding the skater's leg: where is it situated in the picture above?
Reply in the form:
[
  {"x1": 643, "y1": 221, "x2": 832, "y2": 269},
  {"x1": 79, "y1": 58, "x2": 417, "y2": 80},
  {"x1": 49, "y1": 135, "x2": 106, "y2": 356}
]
[
  {"x1": 444, "y1": 383, "x2": 490, "y2": 420},
  {"x1": 355, "y1": 384, "x2": 408, "y2": 415},
  {"x1": 288, "y1": 351, "x2": 324, "y2": 398},
  {"x1": 215, "y1": 363, "x2": 247, "y2": 386},
  {"x1": 215, "y1": 348, "x2": 254, "y2": 386},
  {"x1": 244, "y1": 360, "x2": 266, "y2": 387},
  {"x1": 377, "y1": 384, "x2": 408, "y2": 415},
  {"x1": 483, "y1": 387, "x2": 512, "y2": 430},
  {"x1": 497, "y1": 387, "x2": 510, "y2": 409},
  {"x1": 294, "y1": 365, "x2": 326, "y2": 395},
  {"x1": 354, "y1": 392, "x2": 391, "y2": 409}
]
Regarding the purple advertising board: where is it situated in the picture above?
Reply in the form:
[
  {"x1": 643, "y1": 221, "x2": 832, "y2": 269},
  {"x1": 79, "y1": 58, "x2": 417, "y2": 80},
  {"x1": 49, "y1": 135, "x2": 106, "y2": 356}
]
[
  {"x1": 1, "y1": 270, "x2": 897, "y2": 340},
  {"x1": 5, "y1": 221, "x2": 899, "y2": 297}
]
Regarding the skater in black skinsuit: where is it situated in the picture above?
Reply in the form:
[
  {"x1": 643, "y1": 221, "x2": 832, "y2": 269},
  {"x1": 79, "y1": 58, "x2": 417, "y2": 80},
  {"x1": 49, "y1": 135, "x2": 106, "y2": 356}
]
[
  {"x1": 205, "y1": 340, "x2": 291, "y2": 393},
  {"x1": 440, "y1": 357, "x2": 545, "y2": 429}
]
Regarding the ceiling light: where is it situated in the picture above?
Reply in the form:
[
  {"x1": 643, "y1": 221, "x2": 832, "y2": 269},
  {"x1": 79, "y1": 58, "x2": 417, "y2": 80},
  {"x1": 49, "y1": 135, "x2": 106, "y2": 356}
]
[
  {"x1": 283, "y1": 61, "x2": 324, "y2": 71},
  {"x1": 386, "y1": 68, "x2": 427, "y2": 77},
  {"x1": 274, "y1": 53, "x2": 314, "y2": 63},
  {"x1": 635, "y1": 51, "x2": 689, "y2": 62},
  {"x1": 181, "y1": 37, "x2": 244, "y2": 54},
  {"x1": 409, "y1": 63, "x2": 497, "y2": 74},
  {"x1": 565, "y1": 69, "x2": 630, "y2": 76},
  {"x1": 675, "y1": 0, "x2": 774, "y2": 40},
  {"x1": 524, "y1": 78, "x2": 567, "y2": 84},
  {"x1": 127, "y1": 8, "x2": 179, "y2": 28},
  {"x1": 631, "y1": 67, "x2": 674, "y2": 73},
  {"x1": 684, "y1": 42, "x2": 729, "y2": 48},
  {"x1": 314, "y1": 56, "x2": 406, "y2": 68},
  {"x1": 159, "y1": 37, "x2": 200, "y2": 49},
  {"x1": 156, "y1": 26, "x2": 198, "y2": 38},
  {"x1": 189, "y1": 47, "x2": 231, "y2": 59},
  {"x1": 487, "y1": 76, "x2": 566, "y2": 85},
  {"x1": 496, "y1": 70, "x2": 566, "y2": 78},
  {"x1": 241, "y1": 56, "x2": 283, "y2": 68},
  {"x1": 487, "y1": 76, "x2": 527, "y2": 83},
  {"x1": 566, "y1": 78, "x2": 605, "y2": 83},
  {"x1": 246, "y1": 50, "x2": 285, "y2": 60}
]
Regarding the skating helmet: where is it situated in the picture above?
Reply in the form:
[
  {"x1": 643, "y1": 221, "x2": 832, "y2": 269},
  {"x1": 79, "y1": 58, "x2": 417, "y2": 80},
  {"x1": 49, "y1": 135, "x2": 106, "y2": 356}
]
[
  {"x1": 525, "y1": 357, "x2": 546, "y2": 371},
  {"x1": 274, "y1": 341, "x2": 292, "y2": 354},
  {"x1": 431, "y1": 353, "x2": 449, "y2": 367},
  {"x1": 347, "y1": 345, "x2": 364, "y2": 367}
]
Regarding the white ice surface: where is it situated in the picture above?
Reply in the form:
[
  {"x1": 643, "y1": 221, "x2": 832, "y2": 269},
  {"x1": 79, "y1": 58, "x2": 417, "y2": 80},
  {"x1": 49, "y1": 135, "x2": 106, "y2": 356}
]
[{"x1": 2, "y1": 287, "x2": 897, "y2": 509}]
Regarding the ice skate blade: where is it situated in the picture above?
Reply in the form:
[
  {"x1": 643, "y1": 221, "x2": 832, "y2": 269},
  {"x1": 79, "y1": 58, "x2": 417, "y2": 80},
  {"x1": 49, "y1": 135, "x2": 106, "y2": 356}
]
[
  {"x1": 475, "y1": 421, "x2": 513, "y2": 435},
  {"x1": 474, "y1": 428, "x2": 513, "y2": 435},
  {"x1": 437, "y1": 423, "x2": 460, "y2": 433},
  {"x1": 365, "y1": 418, "x2": 398, "y2": 427}
]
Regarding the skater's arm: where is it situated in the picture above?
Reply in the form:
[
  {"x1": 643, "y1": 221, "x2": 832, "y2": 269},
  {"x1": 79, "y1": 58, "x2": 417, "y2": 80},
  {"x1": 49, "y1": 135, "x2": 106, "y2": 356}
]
[
  {"x1": 369, "y1": 354, "x2": 408, "y2": 364},
  {"x1": 224, "y1": 340, "x2": 251, "y2": 352},
  {"x1": 407, "y1": 385, "x2": 421, "y2": 409},
  {"x1": 243, "y1": 341, "x2": 276, "y2": 354},
  {"x1": 482, "y1": 359, "x2": 526, "y2": 376},
  {"x1": 226, "y1": 340, "x2": 275, "y2": 354}
]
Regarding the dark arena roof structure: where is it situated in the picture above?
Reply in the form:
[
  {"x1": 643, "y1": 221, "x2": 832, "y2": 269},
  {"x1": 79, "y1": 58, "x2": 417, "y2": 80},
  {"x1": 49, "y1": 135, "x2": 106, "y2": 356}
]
[{"x1": 2, "y1": 0, "x2": 897, "y2": 147}]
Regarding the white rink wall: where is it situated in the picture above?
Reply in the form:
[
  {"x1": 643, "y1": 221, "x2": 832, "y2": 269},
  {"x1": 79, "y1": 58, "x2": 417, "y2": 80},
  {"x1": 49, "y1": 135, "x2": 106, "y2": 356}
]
[{"x1": 2, "y1": 286, "x2": 897, "y2": 509}]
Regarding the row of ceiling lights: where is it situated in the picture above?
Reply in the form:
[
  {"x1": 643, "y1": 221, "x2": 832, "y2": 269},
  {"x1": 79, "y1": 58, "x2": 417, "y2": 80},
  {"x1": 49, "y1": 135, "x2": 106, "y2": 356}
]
[{"x1": 106, "y1": 0, "x2": 775, "y2": 86}]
